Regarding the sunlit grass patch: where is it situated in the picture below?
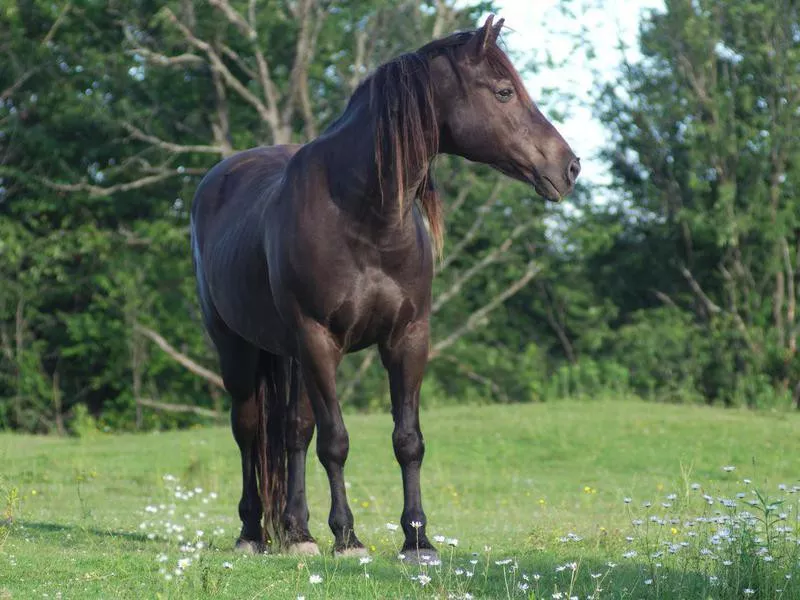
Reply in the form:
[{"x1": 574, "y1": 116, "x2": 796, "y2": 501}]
[{"x1": 1, "y1": 400, "x2": 798, "y2": 598}]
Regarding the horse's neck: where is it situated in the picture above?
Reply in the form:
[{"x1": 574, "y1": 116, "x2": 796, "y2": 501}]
[{"x1": 316, "y1": 102, "x2": 431, "y2": 226}]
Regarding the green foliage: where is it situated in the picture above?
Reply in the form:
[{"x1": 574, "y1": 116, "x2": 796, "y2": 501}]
[
  {"x1": 2, "y1": 0, "x2": 800, "y2": 431},
  {"x1": 583, "y1": 0, "x2": 800, "y2": 409}
]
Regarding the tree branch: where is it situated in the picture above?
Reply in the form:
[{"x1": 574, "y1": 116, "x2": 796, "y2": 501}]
[
  {"x1": 444, "y1": 175, "x2": 475, "y2": 216},
  {"x1": 1, "y1": 70, "x2": 36, "y2": 102},
  {"x1": 439, "y1": 179, "x2": 504, "y2": 272},
  {"x1": 43, "y1": 1, "x2": 72, "y2": 46},
  {"x1": 206, "y1": 0, "x2": 285, "y2": 140},
  {"x1": 650, "y1": 288, "x2": 678, "y2": 308},
  {"x1": 438, "y1": 353, "x2": 509, "y2": 402},
  {"x1": 348, "y1": 26, "x2": 369, "y2": 93},
  {"x1": 219, "y1": 43, "x2": 257, "y2": 80},
  {"x1": 38, "y1": 167, "x2": 199, "y2": 197},
  {"x1": 431, "y1": 0, "x2": 455, "y2": 38},
  {"x1": 137, "y1": 397, "x2": 221, "y2": 419},
  {"x1": 783, "y1": 237, "x2": 796, "y2": 355},
  {"x1": 209, "y1": 53, "x2": 234, "y2": 157},
  {"x1": 339, "y1": 349, "x2": 378, "y2": 404},
  {"x1": 281, "y1": 0, "x2": 325, "y2": 141},
  {"x1": 127, "y1": 46, "x2": 205, "y2": 67},
  {"x1": 679, "y1": 264, "x2": 758, "y2": 354},
  {"x1": 163, "y1": 7, "x2": 279, "y2": 137},
  {"x1": 122, "y1": 122, "x2": 225, "y2": 155},
  {"x1": 433, "y1": 218, "x2": 535, "y2": 314},
  {"x1": 430, "y1": 261, "x2": 542, "y2": 358},
  {"x1": 134, "y1": 324, "x2": 224, "y2": 389},
  {"x1": 538, "y1": 282, "x2": 576, "y2": 364},
  {"x1": 679, "y1": 264, "x2": 721, "y2": 314}
]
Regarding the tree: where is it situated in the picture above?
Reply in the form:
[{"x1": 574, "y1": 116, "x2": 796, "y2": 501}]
[
  {"x1": 2, "y1": 0, "x2": 571, "y2": 430},
  {"x1": 595, "y1": 0, "x2": 799, "y2": 406}
]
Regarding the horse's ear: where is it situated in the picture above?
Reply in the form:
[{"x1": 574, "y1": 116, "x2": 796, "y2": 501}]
[
  {"x1": 491, "y1": 17, "x2": 505, "y2": 43},
  {"x1": 470, "y1": 14, "x2": 504, "y2": 59}
]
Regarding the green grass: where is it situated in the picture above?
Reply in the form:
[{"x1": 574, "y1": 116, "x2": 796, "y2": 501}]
[{"x1": 1, "y1": 399, "x2": 799, "y2": 599}]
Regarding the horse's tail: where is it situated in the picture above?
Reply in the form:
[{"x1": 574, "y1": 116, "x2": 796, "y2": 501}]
[{"x1": 255, "y1": 353, "x2": 291, "y2": 551}]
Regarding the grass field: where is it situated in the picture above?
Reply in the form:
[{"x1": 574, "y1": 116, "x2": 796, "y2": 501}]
[{"x1": 1, "y1": 399, "x2": 799, "y2": 599}]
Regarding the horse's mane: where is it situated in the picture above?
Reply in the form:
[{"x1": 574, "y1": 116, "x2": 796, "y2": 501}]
[{"x1": 345, "y1": 24, "x2": 526, "y2": 259}]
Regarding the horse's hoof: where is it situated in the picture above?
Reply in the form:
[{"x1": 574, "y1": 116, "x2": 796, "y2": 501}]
[
  {"x1": 399, "y1": 549, "x2": 440, "y2": 565},
  {"x1": 334, "y1": 545, "x2": 368, "y2": 558},
  {"x1": 286, "y1": 541, "x2": 321, "y2": 556},
  {"x1": 234, "y1": 538, "x2": 264, "y2": 554}
]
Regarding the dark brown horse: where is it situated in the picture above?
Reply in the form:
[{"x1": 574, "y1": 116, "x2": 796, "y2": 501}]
[{"x1": 190, "y1": 15, "x2": 579, "y2": 562}]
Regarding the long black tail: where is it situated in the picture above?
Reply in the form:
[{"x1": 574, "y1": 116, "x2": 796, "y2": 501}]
[{"x1": 255, "y1": 353, "x2": 291, "y2": 550}]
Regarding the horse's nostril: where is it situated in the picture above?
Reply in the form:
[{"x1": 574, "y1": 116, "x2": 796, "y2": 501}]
[{"x1": 567, "y1": 158, "x2": 581, "y2": 185}]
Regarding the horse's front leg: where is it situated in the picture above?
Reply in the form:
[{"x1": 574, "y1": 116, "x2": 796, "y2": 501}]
[
  {"x1": 380, "y1": 320, "x2": 437, "y2": 563},
  {"x1": 298, "y1": 320, "x2": 365, "y2": 556}
]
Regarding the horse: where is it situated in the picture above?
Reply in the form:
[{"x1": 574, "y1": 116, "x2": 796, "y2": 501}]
[{"x1": 190, "y1": 14, "x2": 579, "y2": 562}]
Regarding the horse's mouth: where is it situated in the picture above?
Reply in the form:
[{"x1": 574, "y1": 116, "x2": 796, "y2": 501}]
[
  {"x1": 533, "y1": 175, "x2": 563, "y2": 203},
  {"x1": 494, "y1": 161, "x2": 563, "y2": 202}
]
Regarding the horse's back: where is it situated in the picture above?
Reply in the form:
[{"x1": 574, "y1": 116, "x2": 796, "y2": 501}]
[{"x1": 191, "y1": 145, "x2": 301, "y2": 240}]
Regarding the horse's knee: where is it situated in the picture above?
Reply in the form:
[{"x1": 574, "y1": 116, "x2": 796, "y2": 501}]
[
  {"x1": 393, "y1": 426, "x2": 424, "y2": 465},
  {"x1": 317, "y1": 424, "x2": 349, "y2": 467}
]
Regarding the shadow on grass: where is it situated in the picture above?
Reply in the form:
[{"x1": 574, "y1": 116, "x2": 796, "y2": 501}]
[{"x1": 14, "y1": 520, "x2": 154, "y2": 544}]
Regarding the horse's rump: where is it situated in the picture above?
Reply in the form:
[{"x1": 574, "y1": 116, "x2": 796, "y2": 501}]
[{"x1": 190, "y1": 145, "x2": 301, "y2": 354}]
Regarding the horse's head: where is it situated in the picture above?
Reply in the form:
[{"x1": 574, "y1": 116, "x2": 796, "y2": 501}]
[{"x1": 424, "y1": 15, "x2": 580, "y2": 201}]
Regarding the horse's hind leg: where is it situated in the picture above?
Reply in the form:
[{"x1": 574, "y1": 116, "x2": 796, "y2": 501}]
[
  {"x1": 283, "y1": 361, "x2": 319, "y2": 555},
  {"x1": 213, "y1": 332, "x2": 263, "y2": 553}
]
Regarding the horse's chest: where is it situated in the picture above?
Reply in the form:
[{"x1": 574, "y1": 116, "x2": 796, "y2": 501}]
[{"x1": 326, "y1": 270, "x2": 419, "y2": 352}]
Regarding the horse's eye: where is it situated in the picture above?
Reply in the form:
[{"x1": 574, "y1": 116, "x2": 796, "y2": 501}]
[{"x1": 495, "y1": 88, "x2": 514, "y2": 103}]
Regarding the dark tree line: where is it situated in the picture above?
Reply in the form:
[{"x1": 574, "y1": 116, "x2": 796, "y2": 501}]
[{"x1": 1, "y1": 0, "x2": 798, "y2": 433}]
